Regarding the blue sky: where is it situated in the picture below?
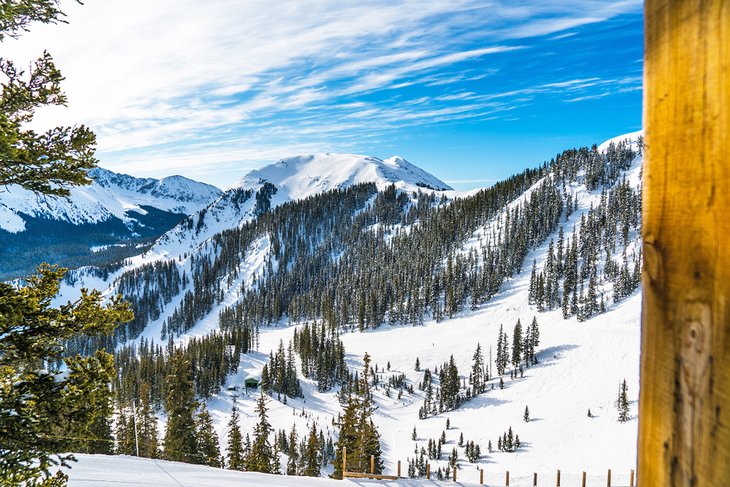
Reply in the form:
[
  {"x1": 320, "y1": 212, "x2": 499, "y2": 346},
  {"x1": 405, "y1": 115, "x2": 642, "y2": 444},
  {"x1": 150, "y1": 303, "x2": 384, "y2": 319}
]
[{"x1": 5, "y1": 0, "x2": 644, "y2": 190}]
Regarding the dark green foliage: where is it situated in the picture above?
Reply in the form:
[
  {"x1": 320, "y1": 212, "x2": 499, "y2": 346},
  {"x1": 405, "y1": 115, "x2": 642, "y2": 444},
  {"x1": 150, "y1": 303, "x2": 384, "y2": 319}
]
[
  {"x1": 511, "y1": 319, "x2": 522, "y2": 367},
  {"x1": 497, "y1": 426, "x2": 519, "y2": 453},
  {"x1": 263, "y1": 340, "x2": 303, "y2": 399},
  {"x1": 496, "y1": 325, "x2": 509, "y2": 376},
  {"x1": 0, "y1": 264, "x2": 132, "y2": 486},
  {"x1": 162, "y1": 350, "x2": 198, "y2": 463},
  {"x1": 196, "y1": 405, "x2": 221, "y2": 467},
  {"x1": 618, "y1": 379, "x2": 630, "y2": 422},
  {"x1": 470, "y1": 343, "x2": 487, "y2": 394},
  {"x1": 301, "y1": 423, "x2": 321, "y2": 477},
  {"x1": 293, "y1": 321, "x2": 347, "y2": 392},
  {"x1": 137, "y1": 383, "x2": 159, "y2": 458},
  {"x1": 286, "y1": 425, "x2": 299, "y2": 475},
  {"x1": 247, "y1": 392, "x2": 273, "y2": 473},
  {"x1": 333, "y1": 353, "x2": 383, "y2": 479},
  {"x1": 464, "y1": 440, "x2": 481, "y2": 463},
  {"x1": 226, "y1": 405, "x2": 244, "y2": 471}
]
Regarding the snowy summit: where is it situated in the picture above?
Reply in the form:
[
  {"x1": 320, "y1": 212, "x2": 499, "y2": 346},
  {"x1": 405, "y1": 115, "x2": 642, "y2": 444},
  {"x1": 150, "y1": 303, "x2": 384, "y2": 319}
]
[{"x1": 236, "y1": 153, "x2": 452, "y2": 200}]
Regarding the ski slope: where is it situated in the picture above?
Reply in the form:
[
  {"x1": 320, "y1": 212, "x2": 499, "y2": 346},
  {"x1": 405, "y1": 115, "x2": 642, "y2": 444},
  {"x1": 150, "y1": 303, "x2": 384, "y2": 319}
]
[
  {"x1": 65, "y1": 454, "x2": 426, "y2": 486},
  {"x1": 59, "y1": 134, "x2": 642, "y2": 487}
]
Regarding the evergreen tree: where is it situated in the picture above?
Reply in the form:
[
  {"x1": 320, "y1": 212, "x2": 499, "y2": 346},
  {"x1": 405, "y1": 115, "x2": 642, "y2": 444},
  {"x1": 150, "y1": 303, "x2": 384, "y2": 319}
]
[
  {"x1": 523, "y1": 405, "x2": 530, "y2": 422},
  {"x1": 302, "y1": 423, "x2": 321, "y2": 476},
  {"x1": 137, "y1": 385, "x2": 159, "y2": 459},
  {"x1": 227, "y1": 405, "x2": 244, "y2": 471},
  {"x1": 0, "y1": 263, "x2": 131, "y2": 486},
  {"x1": 471, "y1": 343, "x2": 486, "y2": 394},
  {"x1": 511, "y1": 319, "x2": 522, "y2": 367},
  {"x1": 286, "y1": 425, "x2": 299, "y2": 475},
  {"x1": 496, "y1": 324, "x2": 506, "y2": 375},
  {"x1": 333, "y1": 353, "x2": 383, "y2": 478},
  {"x1": 196, "y1": 405, "x2": 222, "y2": 467},
  {"x1": 115, "y1": 407, "x2": 136, "y2": 455},
  {"x1": 271, "y1": 441, "x2": 281, "y2": 475},
  {"x1": 247, "y1": 392, "x2": 273, "y2": 473},
  {"x1": 618, "y1": 379, "x2": 630, "y2": 422},
  {"x1": 163, "y1": 350, "x2": 198, "y2": 463}
]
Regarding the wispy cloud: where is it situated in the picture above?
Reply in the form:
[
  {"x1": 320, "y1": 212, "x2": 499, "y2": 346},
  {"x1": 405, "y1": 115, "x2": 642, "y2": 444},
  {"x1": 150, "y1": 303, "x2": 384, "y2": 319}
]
[{"x1": 1, "y1": 0, "x2": 643, "y2": 187}]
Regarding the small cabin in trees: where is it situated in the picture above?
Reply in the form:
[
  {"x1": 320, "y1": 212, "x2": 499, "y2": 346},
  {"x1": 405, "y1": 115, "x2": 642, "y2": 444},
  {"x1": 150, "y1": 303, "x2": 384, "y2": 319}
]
[{"x1": 244, "y1": 377, "x2": 260, "y2": 390}]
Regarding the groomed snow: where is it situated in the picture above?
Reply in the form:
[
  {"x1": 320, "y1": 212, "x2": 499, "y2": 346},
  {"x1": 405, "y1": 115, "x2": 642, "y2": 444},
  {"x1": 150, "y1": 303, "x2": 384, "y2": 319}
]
[{"x1": 65, "y1": 454, "x2": 432, "y2": 486}]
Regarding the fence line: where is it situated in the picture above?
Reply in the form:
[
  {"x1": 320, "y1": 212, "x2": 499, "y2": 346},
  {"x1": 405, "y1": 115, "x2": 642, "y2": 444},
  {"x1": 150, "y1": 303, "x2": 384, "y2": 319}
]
[{"x1": 341, "y1": 447, "x2": 636, "y2": 486}]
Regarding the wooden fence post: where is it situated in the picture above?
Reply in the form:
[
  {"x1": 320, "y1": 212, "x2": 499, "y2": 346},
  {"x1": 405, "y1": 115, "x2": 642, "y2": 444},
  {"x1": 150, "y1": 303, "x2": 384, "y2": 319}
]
[
  {"x1": 506, "y1": 470, "x2": 510, "y2": 486},
  {"x1": 630, "y1": 469, "x2": 635, "y2": 487},
  {"x1": 581, "y1": 471, "x2": 586, "y2": 487},
  {"x1": 397, "y1": 460, "x2": 401, "y2": 478},
  {"x1": 641, "y1": 1, "x2": 730, "y2": 487},
  {"x1": 426, "y1": 463, "x2": 430, "y2": 480},
  {"x1": 370, "y1": 455, "x2": 374, "y2": 475},
  {"x1": 342, "y1": 447, "x2": 346, "y2": 479},
  {"x1": 453, "y1": 465, "x2": 457, "y2": 482},
  {"x1": 556, "y1": 469, "x2": 561, "y2": 486},
  {"x1": 480, "y1": 468, "x2": 484, "y2": 485},
  {"x1": 533, "y1": 472, "x2": 538, "y2": 486},
  {"x1": 607, "y1": 468, "x2": 611, "y2": 486}
]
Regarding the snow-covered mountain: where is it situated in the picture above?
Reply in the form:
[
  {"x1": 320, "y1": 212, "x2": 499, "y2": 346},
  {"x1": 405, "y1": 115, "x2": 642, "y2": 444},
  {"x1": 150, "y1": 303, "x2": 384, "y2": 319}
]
[
  {"x1": 236, "y1": 153, "x2": 452, "y2": 198},
  {"x1": 0, "y1": 167, "x2": 221, "y2": 234},
  {"x1": 0, "y1": 167, "x2": 221, "y2": 278},
  {"x1": 56, "y1": 134, "x2": 644, "y2": 485},
  {"x1": 151, "y1": 153, "x2": 451, "y2": 257}
]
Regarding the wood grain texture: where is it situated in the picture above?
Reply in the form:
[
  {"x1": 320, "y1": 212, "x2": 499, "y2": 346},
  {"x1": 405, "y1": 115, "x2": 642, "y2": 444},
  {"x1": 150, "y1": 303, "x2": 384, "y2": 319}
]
[{"x1": 640, "y1": 1, "x2": 730, "y2": 486}]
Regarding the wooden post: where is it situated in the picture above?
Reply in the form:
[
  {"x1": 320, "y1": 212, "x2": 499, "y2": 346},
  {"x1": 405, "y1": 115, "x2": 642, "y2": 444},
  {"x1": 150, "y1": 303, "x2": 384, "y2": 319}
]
[
  {"x1": 370, "y1": 455, "x2": 374, "y2": 475},
  {"x1": 506, "y1": 470, "x2": 510, "y2": 486},
  {"x1": 480, "y1": 468, "x2": 484, "y2": 485},
  {"x1": 533, "y1": 472, "x2": 538, "y2": 486},
  {"x1": 581, "y1": 471, "x2": 586, "y2": 487},
  {"x1": 641, "y1": 1, "x2": 730, "y2": 487},
  {"x1": 630, "y1": 469, "x2": 635, "y2": 487},
  {"x1": 453, "y1": 465, "x2": 457, "y2": 482},
  {"x1": 607, "y1": 468, "x2": 611, "y2": 487},
  {"x1": 396, "y1": 460, "x2": 400, "y2": 478},
  {"x1": 342, "y1": 447, "x2": 346, "y2": 480},
  {"x1": 426, "y1": 463, "x2": 430, "y2": 480},
  {"x1": 556, "y1": 469, "x2": 561, "y2": 486}
]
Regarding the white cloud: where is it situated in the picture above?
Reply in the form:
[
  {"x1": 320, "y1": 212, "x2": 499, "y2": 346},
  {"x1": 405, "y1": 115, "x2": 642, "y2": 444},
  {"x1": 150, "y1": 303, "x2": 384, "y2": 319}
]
[{"x1": 0, "y1": 0, "x2": 642, "y2": 187}]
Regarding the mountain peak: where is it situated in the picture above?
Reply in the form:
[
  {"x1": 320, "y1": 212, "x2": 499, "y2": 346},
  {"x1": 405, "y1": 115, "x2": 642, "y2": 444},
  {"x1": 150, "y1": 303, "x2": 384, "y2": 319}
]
[{"x1": 235, "y1": 152, "x2": 451, "y2": 201}]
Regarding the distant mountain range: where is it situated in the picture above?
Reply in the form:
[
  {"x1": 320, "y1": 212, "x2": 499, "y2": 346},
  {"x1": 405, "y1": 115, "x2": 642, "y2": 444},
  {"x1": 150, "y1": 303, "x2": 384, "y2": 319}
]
[
  {"x1": 153, "y1": 153, "x2": 452, "y2": 257},
  {"x1": 54, "y1": 134, "x2": 644, "y2": 483},
  {"x1": 0, "y1": 167, "x2": 221, "y2": 279},
  {"x1": 0, "y1": 153, "x2": 450, "y2": 279}
]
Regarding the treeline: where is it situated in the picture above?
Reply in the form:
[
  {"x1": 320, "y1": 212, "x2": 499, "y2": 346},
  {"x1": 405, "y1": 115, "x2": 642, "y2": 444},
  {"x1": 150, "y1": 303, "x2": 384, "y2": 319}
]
[
  {"x1": 293, "y1": 321, "x2": 348, "y2": 392},
  {"x1": 71, "y1": 139, "x2": 637, "y2": 357},
  {"x1": 529, "y1": 142, "x2": 642, "y2": 321}
]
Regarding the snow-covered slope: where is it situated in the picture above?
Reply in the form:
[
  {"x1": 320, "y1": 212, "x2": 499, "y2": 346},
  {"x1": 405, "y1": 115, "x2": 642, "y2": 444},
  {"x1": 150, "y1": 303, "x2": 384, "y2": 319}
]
[
  {"x1": 237, "y1": 153, "x2": 452, "y2": 198},
  {"x1": 57, "y1": 134, "x2": 643, "y2": 487},
  {"x1": 0, "y1": 167, "x2": 221, "y2": 234},
  {"x1": 174, "y1": 138, "x2": 644, "y2": 486},
  {"x1": 150, "y1": 153, "x2": 451, "y2": 257},
  {"x1": 65, "y1": 454, "x2": 430, "y2": 486}
]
